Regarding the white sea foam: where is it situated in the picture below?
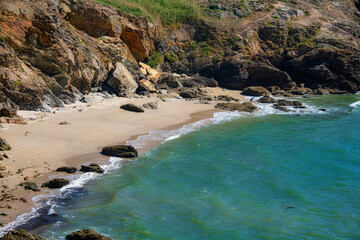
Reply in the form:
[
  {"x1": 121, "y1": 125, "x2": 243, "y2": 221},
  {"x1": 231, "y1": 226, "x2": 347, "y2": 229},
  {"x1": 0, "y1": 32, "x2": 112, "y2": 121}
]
[
  {"x1": 0, "y1": 97, "x2": 327, "y2": 236},
  {"x1": 349, "y1": 100, "x2": 360, "y2": 108}
]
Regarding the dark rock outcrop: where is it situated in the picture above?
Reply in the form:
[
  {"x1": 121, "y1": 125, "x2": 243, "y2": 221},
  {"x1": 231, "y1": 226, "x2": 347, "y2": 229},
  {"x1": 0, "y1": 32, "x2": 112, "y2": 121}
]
[
  {"x1": 215, "y1": 102, "x2": 258, "y2": 112},
  {"x1": 80, "y1": 164, "x2": 104, "y2": 173},
  {"x1": 41, "y1": 178, "x2": 70, "y2": 189},
  {"x1": 0, "y1": 229, "x2": 45, "y2": 240},
  {"x1": 56, "y1": 166, "x2": 77, "y2": 174},
  {"x1": 19, "y1": 182, "x2": 40, "y2": 191},
  {"x1": 120, "y1": 103, "x2": 144, "y2": 112},
  {"x1": 0, "y1": 138, "x2": 11, "y2": 151},
  {"x1": 66, "y1": 229, "x2": 112, "y2": 240},
  {"x1": 102, "y1": 145, "x2": 138, "y2": 158}
]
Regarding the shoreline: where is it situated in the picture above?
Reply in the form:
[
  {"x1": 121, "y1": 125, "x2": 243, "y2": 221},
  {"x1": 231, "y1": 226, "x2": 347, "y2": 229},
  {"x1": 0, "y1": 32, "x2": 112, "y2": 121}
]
[{"x1": 0, "y1": 87, "x2": 245, "y2": 233}]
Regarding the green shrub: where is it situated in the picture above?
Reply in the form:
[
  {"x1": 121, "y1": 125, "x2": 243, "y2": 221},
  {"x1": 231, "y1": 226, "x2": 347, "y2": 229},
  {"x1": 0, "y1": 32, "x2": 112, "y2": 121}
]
[
  {"x1": 146, "y1": 51, "x2": 164, "y2": 68},
  {"x1": 94, "y1": 0, "x2": 202, "y2": 26}
]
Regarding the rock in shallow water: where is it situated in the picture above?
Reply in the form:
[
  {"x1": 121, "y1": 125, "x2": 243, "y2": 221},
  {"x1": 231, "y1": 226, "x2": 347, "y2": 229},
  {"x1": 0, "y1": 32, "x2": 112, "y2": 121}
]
[
  {"x1": 66, "y1": 229, "x2": 113, "y2": 240},
  {"x1": 214, "y1": 102, "x2": 258, "y2": 112},
  {"x1": 102, "y1": 145, "x2": 138, "y2": 158},
  {"x1": 0, "y1": 229, "x2": 45, "y2": 240}
]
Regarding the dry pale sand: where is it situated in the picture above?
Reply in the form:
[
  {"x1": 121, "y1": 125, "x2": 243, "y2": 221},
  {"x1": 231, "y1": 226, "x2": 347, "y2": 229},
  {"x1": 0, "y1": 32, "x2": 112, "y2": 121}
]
[{"x1": 0, "y1": 87, "x2": 245, "y2": 228}]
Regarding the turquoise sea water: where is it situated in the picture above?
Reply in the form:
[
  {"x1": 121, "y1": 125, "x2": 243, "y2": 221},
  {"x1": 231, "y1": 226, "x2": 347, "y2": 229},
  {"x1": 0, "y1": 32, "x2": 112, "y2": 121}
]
[{"x1": 27, "y1": 95, "x2": 360, "y2": 239}]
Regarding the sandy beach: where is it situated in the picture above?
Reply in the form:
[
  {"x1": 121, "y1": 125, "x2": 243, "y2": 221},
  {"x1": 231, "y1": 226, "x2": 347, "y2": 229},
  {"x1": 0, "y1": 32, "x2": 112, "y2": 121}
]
[{"x1": 0, "y1": 87, "x2": 245, "y2": 229}]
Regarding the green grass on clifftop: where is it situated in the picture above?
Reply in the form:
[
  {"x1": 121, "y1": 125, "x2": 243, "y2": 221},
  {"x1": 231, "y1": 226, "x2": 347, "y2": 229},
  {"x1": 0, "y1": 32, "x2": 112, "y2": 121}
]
[{"x1": 94, "y1": 0, "x2": 202, "y2": 25}]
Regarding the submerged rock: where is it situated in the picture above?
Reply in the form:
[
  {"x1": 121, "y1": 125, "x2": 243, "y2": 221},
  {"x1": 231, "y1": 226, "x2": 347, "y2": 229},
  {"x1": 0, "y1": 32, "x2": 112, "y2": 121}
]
[
  {"x1": 0, "y1": 138, "x2": 11, "y2": 151},
  {"x1": 274, "y1": 99, "x2": 303, "y2": 107},
  {"x1": 214, "y1": 102, "x2": 258, "y2": 112},
  {"x1": 102, "y1": 145, "x2": 138, "y2": 158},
  {"x1": 0, "y1": 229, "x2": 45, "y2": 240},
  {"x1": 41, "y1": 178, "x2": 70, "y2": 189},
  {"x1": 66, "y1": 229, "x2": 113, "y2": 240},
  {"x1": 19, "y1": 182, "x2": 40, "y2": 191},
  {"x1": 56, "y1": 166, "x2": 77, "y2": 174},
  {"x1": 80, "y1": 163, "x2": 105, "y2": 173},
  {"x1": 120, "y1": 103, "x2": 144, "y2": 112}
]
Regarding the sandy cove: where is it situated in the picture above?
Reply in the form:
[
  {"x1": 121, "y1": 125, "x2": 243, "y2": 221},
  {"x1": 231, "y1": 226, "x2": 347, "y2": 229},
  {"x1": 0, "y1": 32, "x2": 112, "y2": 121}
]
[{"x1": 0, "y1": 87, "x2": 246, "y2": 229}]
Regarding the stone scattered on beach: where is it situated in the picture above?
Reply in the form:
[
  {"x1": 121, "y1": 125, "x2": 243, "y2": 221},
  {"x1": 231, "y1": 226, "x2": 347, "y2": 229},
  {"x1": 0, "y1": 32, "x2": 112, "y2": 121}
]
[
  {"x1": 80, "y1": 163, "x2": 105, "y2": 173},
  {"x1": 66, "y1": 229, "x2": 113, "y2": 240},
  {"x1": 0, "y1": 161, "x2": 6, "y2": 171},
  {"x1": 242, "y1": 86, "x2": 270, "y2": 96},
  {"x1": 258, "y1": 96, "x2": 277, "y2": 103},
  {"x1": 120, "y1": 103, "x2": 144, "y2": 112},
  {"x1": 59, "y1": 121, "x2": 72, "y2": 125},
  {"x1": 143, "y1": 102, "x2": 159, "y2": 110},
  {"x1": 102, "y1": 145, "x2": 138, "y2": 158},
  {"x1": 56, "y1": 166, "x2": 77, "y2": 174},
  {"x1": 19, "y1": 182, "x2": 40, "y2": 191},
  {"x1": 215, "y1": 102, "x2": 258, "y2": 112},
  {"x1": 0, "y1": 172, "x2": 8, "y2": 178},
  {"x1": 0, "y1": 229, "x2": 45, "y2": 240},
  {"x1": 41, "y1": 178, "x2": 70, "y2": 189},
  {"x1": 0, "y1": 138, "x2": 11, "y2": 151},
  {"x1": 217, "y1": 95, "x2": 239, "y2": 102}
]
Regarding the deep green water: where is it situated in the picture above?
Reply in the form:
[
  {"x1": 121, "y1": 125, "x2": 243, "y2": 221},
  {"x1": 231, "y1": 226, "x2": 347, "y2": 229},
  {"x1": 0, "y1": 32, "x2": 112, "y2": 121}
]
[{"x1": 32, "y1": 95, "x2": 360, "y2": 239}]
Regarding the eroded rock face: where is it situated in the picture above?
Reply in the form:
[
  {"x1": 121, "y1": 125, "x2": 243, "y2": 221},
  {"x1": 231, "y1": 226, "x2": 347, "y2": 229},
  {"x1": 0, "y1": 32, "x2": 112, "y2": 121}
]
[
  {"x1": 215, "y1": 102, "x2": 258, "y2": 112},
  {"x1": 102, "y1": 145, "x2": 138, "y2": 158},
  {"x1": 66, "y1": 229, "x2": 112, "y2": 240},
  {"x1": 107, "y1": 62, "x2": 138, "y2": 97},
  {"x1": 0, "y1": 229, "x2": 45, "y2": 240}
]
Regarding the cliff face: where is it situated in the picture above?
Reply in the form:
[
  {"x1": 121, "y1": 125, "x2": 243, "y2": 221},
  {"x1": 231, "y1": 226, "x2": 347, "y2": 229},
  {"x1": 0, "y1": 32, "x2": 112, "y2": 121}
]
[{"x1": 0, "y1": 0, "x2": 359, "y2": 117}]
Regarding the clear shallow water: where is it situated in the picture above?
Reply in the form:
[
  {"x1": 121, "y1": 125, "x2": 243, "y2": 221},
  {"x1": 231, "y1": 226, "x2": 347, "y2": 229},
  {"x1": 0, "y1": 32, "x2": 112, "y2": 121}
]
[{"x1": 30, "y1": 95, "x2": 360, "y2": 239}]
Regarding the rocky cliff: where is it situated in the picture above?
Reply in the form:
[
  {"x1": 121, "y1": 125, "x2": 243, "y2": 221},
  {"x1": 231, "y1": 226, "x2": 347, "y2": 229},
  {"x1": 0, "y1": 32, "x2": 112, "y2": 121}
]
[{"x1": 0, "y1": 0, "x2": 359, "y2": 119}]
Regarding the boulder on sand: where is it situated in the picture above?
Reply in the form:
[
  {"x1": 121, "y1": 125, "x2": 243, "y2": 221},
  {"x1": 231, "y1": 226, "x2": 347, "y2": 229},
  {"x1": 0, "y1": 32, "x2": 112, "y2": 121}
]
[
  {"x1": 66, "y1": 229, "x2": 113, "y2": 240},
  {"x1": 102, "y1": 145, "x2": 138, "y2": 158},
  {"x1": 120, "y1": 103, "x2": 144, "y2": 112},
  {"x1": 80, "y1": 163, "x2": 104, "y2": 173},
  {"x1": 242, "y1": 86, "x2": 270, "y2": 96},
  {"x1": 41, "y1": 178, "x2": 70, "y2": 189},
  {"x1": 143, "y1": 102, "x2": 159, "y2": 109},
  {"x1": 56, "y1": 166, "x2": 77, "y2": 174},
  {"x1": 0, "y1": 138, "x2": 11, "y2": 151},
  {"x1": 215, "y1": 102, "x2": 258, "y2": 112},
  {"x1": 19, "y1": 182, "x2": 40, "y2": 191}
]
